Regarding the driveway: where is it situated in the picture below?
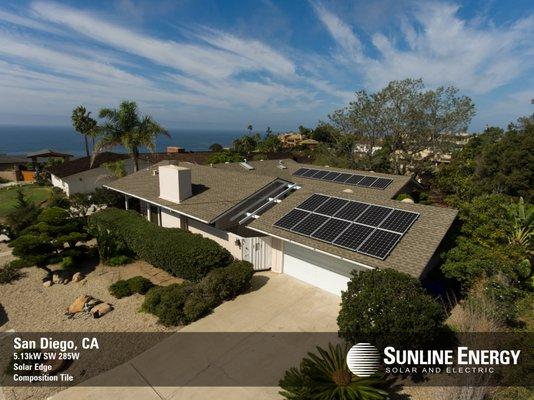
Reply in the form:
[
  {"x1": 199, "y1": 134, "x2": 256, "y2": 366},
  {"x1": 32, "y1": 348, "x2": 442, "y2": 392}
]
[{"x1": 51, "y1": 272, "x2": 341, "y2": 400}]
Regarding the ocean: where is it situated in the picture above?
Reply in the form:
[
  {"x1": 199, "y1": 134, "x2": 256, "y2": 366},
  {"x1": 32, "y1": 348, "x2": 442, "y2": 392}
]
[{"x1": 0, "y1": 125, "x2": 242, "y2": 155}]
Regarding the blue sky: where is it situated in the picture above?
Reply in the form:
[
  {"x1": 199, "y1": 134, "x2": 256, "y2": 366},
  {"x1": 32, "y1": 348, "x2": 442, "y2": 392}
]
[{"x1": 0, "y1": 0, "x2": 532, "y2": 132}]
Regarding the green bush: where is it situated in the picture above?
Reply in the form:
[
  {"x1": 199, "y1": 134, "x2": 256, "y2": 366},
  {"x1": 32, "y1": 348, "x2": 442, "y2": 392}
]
[
  {"x1": 89, "y1": 209, "x2": 233, "y2": 281},
  {"x1": 61, "y1": 256, "x2": 75, "y2": 270},
  {"x1": 338, "y1": 268, "x2": 446, "y2": 350},
  {"x1": 142, "y1": 261, "x2": 254, "y2": 326},
  {"x1": 0, "y1": 264, "x2": 24, "y2": 284},
  {"x1": 109, "y1": 276, "x2": 154, "y2": 298},
  {"x1": 106, "y1": 255, "x2": 132, "y2": 266}
]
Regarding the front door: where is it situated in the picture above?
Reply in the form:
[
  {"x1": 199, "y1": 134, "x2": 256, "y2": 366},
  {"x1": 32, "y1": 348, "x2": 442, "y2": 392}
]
[{"x1": 242, "y1": 237, "x2": 272, "y2": 271}]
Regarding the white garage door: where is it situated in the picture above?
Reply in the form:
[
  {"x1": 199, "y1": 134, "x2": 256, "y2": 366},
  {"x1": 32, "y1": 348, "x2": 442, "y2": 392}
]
[{"x1": 283, "y1": 243, "x2": 364, "y2": 295}]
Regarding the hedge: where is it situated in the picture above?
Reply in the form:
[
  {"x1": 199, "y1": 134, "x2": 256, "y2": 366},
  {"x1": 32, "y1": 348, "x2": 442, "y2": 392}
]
[
  {"x1": 109, "y1": 276, "x2": 155, "y2": 298},
  {"x1": 142, "y1": 260, "x2": 254, "y2": 326},
  {"x1": 88, "y1": 208, "x2": 233, "y2": 281}
]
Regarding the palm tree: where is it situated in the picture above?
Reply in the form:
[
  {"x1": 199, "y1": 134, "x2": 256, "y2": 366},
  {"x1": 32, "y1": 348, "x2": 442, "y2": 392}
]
[
  {"x1": 279, "y1": 343, "x2": 388, "y2": 400},
  {"x1": 72, "y1": 106, "x2": 97, "y2": 157},
  {"x1": 94, "y1": 101, "x2": 169, "y2": 172}
]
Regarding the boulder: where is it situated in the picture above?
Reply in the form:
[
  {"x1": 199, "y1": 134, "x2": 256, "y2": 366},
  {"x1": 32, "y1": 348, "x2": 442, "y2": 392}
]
[
  {"x1": 52, "y1": 273, "x2": 60, "y2": 284},
  {"x1": 91, "y1": 303, "x2": 112, "y2": 318},
  {"x1": 68, "y1": 294, "x2": 93, "y2": 314},
  {"x1": 72, "y1": 272, "x2": 85, "y2": 283},
  {"x1": 401, "y1": 198, "x2": 415, "y2": 203},
  {"x1": 62, "y1": 277, "x2": 71, "y2": 285},
  {"x1": 43, "y1": 280, "x2": 53, "y2": 288}
]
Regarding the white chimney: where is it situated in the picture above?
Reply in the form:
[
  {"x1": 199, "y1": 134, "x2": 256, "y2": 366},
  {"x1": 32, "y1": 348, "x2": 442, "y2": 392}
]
[{"x1": 158, "y1": 164, "x2": 192, "y2": 203}]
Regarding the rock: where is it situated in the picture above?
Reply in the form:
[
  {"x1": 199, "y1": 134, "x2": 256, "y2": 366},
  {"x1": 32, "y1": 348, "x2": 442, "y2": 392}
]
[
  {"x1": 43, "y1": 280, "x2": 53, "y2": 287},
  {"x1": 86, "y1": 298, "x2": 101, "y2": 308},
  {"x1": 91, "y1": 303, "x2": 112, "y2": 318},
  {"x1": 401, "y1": 198, "x2": 415, "y2": 203},
  {"x1": 72, "y1": 272, "x2": 85, "y2": 282},
  {"x1": 68, "y1": 294, "x2": 93, "y2": 314},
  {"x1": 62, "y1": 277, "x2": 71, "y2": 285},
  {"x1": 52, "y1": 273, "x2": 60, "y2": 284}
]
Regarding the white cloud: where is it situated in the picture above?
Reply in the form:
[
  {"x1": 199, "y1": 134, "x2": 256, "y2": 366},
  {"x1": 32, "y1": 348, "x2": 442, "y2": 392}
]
[{"x1": 313, "y1": 1, "x2": 534, "y2": 94}]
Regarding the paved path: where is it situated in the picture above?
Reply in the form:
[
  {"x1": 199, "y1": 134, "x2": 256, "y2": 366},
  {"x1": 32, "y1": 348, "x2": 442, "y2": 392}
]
[{"x1": 51, "y1": 272, "x2": 341, "y2": 400}]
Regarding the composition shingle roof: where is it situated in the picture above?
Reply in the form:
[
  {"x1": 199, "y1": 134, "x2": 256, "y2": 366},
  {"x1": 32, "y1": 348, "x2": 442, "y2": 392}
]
[
  {"x1": 48, "y1": 152, "x2": 130, "y2": 178},
  {"x1": 105, "y1": 161, "x2": 275, "y2": 223},
  {"x1": 106, "y1": 158, "x2": 457, "y2": 278}
]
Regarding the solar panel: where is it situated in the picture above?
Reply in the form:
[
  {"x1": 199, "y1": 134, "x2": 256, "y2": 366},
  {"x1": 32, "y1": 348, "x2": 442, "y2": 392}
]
[
  {"x1": 379, "y1": 209, "x2": 419, "y2": 233},
  {"x1": 311, "y1": 218, "x2": 351, "y2": 242},
  {"x1": 333, "y1": 223, "x2": 375, "y2": 251},
  {"x1": 296, "y1": 194, "x2": 330, "y2": 211},
  {"x1": 346, "y1": 174, "x2": 365, "y2": 185},
  {"x1": 315, "y1": 197, "x2": 350, "y2": 216},
  {"x1": 355, "y1": 205, "x2": 393, "y2": 227},
  {"x1": 358, "y1": 229, "x2": 402, "y2": 259},
  {"x1": 302, "y1": 168, "x2": 319, "y2": 177},
  {"x1": 272, "y1": 193, "x2": 420, "y2": 261},
  {"x1": 291, "y1": 213, "x2": 329, "y2": 235},
  {"x1": 293, "y1": 168, "x2": 309, "y2": 176},
  {"x1": 333, "y1": 173, "x2": 352, "y2": 183},
  {"x1": 312, "y1": 170, "x2": 329, "y2": 179},
  {"x1": 273, "y1": 209, "x2": 310, "y2": 230},
  {"x1": 333, "y1": 201, "x2": 369, "y2": 221},
  {"x1": 322, "y1": 171, "x2": 341, "y2": 181},
  {"x1": 358, "y1": 176, "x2": 378, "y2": 187},
  {"x1": 370, "y1": 177, "x2": 393, "y2": 189}
]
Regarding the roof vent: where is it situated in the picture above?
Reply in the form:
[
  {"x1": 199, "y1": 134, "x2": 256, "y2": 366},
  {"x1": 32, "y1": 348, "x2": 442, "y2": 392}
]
[
  {"x1": 240, "y1": 159, "x2": 255, "y2": 170},
  {"x1": 152, "y1": 169, "x2": 159, "y2": 176},
  {"x1": 277, "y1": 160, "x2": 287, "y2": 169}
]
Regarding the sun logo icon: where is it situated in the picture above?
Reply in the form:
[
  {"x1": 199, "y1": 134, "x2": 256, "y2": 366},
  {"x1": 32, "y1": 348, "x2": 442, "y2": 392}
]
[{"x1": 346, "y1": 343, "x2": 381, "y2": 377}]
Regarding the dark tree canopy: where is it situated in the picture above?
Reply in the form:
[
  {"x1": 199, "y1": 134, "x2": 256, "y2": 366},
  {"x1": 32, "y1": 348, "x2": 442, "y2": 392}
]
[{"x1": 338, "y1": 268, "x2": 446, "y2": 350}]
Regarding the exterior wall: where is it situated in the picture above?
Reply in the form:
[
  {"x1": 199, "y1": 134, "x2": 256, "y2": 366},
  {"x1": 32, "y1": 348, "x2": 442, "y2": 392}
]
[
  {"x1": 160, "y1": 209, "x2": 182, "y2": 228},
  {"x1": 270, "y1": 237, "x2": 284, "y2": 273},
  {"x1": 188, "y1": 218, "x2": 243, "y2": 259},
  {"x1": 52, "y1": 159, "x2": 149, "y2": 196},
  {"x1": 0, "y1": 170, "x2": 18, "y2": 182}
]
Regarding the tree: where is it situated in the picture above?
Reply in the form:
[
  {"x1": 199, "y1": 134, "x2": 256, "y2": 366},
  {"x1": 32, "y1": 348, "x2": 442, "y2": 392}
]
[
  {"x1": 5, "y1": 188, "x2": 41, "y2": 238},
  {"x1": 71, "y1": 105, "x2": 98, "y2": 157},
  {"x1": 297, "y1": 125, "x2": 312, "y2": 137},
  {"x1": 338, "y1": 269, "x2": 445, "y2": 350},
  {"x1": 206, "y1": 150, "x2": 243, "y2": 164},
  {"x1": 508, "y1": 197, "x2": 533, "y2": 251},
  {"x1": 310, "y1": 122, "x2": 336, "y2": 144},
  {"x1": 279, "y1": 343, "x2": 388, "y2": 400},
  {"x1": 232, "y1": 134, "x2": 260, "y2": 154},
  {"x1": 94, "y1": 101, "x2": 169, "y2": 172},
  {"x1": 209, "y1": 143, "x2": 223, "y2": 152},
  {"x1": 329, "y1": 79, "x2": 475, "y2": 176},
  {"x1": 258, "y1": 133, "x2": 282, "y2": 153}
]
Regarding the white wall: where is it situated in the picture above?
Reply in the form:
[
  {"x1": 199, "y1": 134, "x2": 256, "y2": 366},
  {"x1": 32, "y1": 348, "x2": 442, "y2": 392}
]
[
  {"x1": 188, "y1": 218, "x2": 243, "y2": 259},
  {"x1": 160, "y1": 209, "x2": 182, "y2": 228}
]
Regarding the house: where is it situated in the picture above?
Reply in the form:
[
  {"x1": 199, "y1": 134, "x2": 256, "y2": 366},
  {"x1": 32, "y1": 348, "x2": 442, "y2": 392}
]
[
  {"x1": 278, "y1": 132, "x2": 306, "y2": 148},
  {"x1": 49, "y1": 152, "x2": 145, "y2": 196},
  {"x1": 0, "y1": 155, "x2": 27, "y2": 182},
  {"x1": 104, "y1": 159, "x2": 457, "y2": 295}
]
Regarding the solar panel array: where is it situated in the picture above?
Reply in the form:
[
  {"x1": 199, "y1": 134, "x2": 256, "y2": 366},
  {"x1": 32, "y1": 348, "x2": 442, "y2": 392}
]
[
  {"x1": 273, "y1": 194, "x2": 419, "y2": 260},
  {"x1": 293, "y1": 168, "x2": 393, "y2": 190}
]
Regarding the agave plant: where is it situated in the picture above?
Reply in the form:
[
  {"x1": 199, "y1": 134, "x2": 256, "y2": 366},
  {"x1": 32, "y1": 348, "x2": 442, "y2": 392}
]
[
  {"x1": 508, "y1": 197, "x2": 534, "y2": 252},
  {"x1": 279, "y1": 343, "x2": 388, "y2": 400}
]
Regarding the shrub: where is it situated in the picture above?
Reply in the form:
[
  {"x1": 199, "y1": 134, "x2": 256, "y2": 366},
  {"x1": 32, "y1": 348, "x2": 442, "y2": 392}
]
[
  {"x1": 142, "y1": 261, "x2": 254, "y2": 326},
  {"x1": 61, "y1": 256, "x2": 75, "y2": 270},
  {"x1": 109, "y1": 276, "x2": 154, "y2": 298},
  {"x1": 106, "y1": 255, "x2": 132, "y2": 266},
  {"x1": 89, "y1": 209, "x2": 233, "y2": 281},
  {"x1": 0, "y1": 264, "x2": 24, "y2": 284},
  {"x1": 338, "y1": 268, "x2": 446, "y2": 350}
]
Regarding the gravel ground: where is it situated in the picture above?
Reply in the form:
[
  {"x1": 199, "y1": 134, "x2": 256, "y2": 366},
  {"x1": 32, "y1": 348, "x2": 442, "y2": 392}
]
[{"x1": 0, "y1": 261, "x2": 179, "y2": 400}]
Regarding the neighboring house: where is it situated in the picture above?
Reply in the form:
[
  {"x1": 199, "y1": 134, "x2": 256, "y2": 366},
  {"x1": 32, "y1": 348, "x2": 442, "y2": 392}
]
[
  {"x1": 105, "y1": 158, "x2": 457, "y2": 296},
  {"x1": 0, "y1": 155, "x2": 27, "y2": 182},
  {"x1": 278, "y1": 132, "x2": 305, "y2": 148},
  {"x1": 49, "y1": 152, "x2": 147, "y2": 196}
]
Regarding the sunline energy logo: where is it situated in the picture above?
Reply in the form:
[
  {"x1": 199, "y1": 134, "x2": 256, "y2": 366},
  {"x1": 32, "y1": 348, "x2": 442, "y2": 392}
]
[{"x1": 347, "y1": 343, "x2": 522, "y2": 377}]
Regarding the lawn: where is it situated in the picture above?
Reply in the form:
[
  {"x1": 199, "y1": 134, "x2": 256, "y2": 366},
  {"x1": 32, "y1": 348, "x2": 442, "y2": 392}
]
[{"x1": 0, "y1": 184, "x2": 51, "y2": 218}]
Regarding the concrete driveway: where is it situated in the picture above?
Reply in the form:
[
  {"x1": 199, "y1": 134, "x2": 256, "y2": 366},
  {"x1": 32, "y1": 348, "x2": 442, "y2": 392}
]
[{"x1": 51, "y1": 272, "x2": 341, "y2": 400}]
